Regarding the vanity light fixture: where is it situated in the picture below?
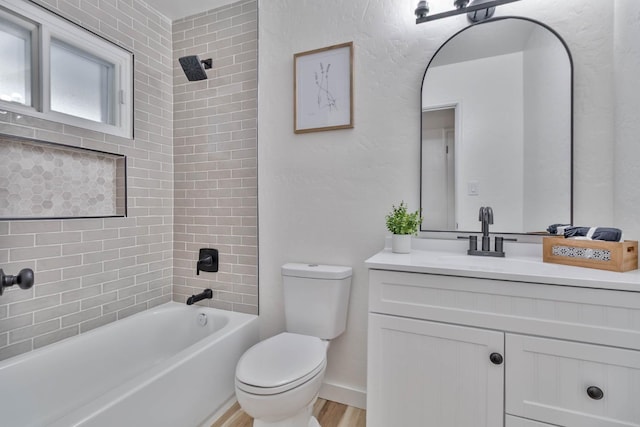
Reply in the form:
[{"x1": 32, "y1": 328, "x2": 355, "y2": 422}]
[
  {"x1": 414, "y1": 0, "x2": 521, "y2": 24},
  {"x1": 415, "y1": 1, "x2": 429, "y2": 18}
]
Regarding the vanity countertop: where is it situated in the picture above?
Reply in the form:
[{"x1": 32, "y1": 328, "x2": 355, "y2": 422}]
[{"x1": 365, "y1": 238, "x2": 640, "y2": 293}]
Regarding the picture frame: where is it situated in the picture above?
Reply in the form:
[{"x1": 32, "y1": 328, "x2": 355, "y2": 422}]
[{"x1": 294, "y1": 42, "x2": 354, "y2": 134}]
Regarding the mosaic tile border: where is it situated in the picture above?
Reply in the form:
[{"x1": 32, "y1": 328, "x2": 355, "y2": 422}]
[
  {"x1": 0, "y1": 134, "x2": 127, "y2": 220},
  {"x1": 551, "y1": 245, "x2": 612, "y2": 261}
]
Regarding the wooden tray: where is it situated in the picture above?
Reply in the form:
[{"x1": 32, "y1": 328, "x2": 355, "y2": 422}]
[{"x1": 542, "y1": 237, "x2": 638, "y2": 272}]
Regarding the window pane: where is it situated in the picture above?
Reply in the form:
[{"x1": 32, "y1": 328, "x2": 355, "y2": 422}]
[
  {"x1": 0, "y1": 13, "x2": 32, "y2": 106},
  {"x1": 50, "y1": 39, "x2": 114, "y2": 124}
]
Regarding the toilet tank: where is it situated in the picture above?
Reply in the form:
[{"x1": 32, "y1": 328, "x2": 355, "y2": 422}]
[{"x1": 281, "y1": 263, "x2": 352, "y2": 340}]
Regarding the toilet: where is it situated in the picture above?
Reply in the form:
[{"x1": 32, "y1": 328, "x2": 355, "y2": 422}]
[{"x1": 234, "y1": 263, "x2": 352, "y2": 427}]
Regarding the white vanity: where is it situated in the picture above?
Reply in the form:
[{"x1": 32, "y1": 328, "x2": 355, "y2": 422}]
[{"x1": 365, "y1": 239, "x2": 640, "y2": 427}]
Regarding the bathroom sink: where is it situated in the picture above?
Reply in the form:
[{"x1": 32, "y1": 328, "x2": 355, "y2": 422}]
[
  {"x1": 410, "y1": 252, "x2": 539, "y2": 275},
  {"x1": 433, "y1": 254, "x2": 538, "y2": 268},
  {"x1": 433, "y1": 254, "x2": 506, "y2": 268}
]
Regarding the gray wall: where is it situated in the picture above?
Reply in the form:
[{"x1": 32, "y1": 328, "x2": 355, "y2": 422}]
[
  {"x1": 0, "y1": 0, "x2": 174, "y2": 361},
  {"x1": 171, "y1": 0, "x2": 258, "y2": 314},
  {"x1": 0, "y1": 0, "x2": 258, "y2": 362}
]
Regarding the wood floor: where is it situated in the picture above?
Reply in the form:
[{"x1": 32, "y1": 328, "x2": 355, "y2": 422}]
[{"x1": 211, "y1": 399, "x2": 366, "y2": 427}]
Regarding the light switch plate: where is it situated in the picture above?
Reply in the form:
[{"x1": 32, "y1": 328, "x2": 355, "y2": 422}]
[{"x1": 468, "y1": 180, "x2": 479, "y2": 196}]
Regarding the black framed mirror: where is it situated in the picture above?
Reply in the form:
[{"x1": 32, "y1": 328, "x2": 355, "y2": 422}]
[{"x1": 420, "y1": 17, "x2": 573, "y2": 234}]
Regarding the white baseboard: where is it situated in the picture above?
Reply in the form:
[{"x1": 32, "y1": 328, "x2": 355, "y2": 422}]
[
  {"x1": 198, "y1": 396, "x2": 237, "y2": 427},
  {"x1": 319, "y1": 381, "x2": 367, "y2": 409}
]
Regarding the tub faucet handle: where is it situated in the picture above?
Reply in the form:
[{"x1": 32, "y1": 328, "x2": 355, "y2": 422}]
[
  {"x1": 196, "y1": 248, "x2": 219, "y2": 275},
  {"x1": 197, "y1": 255, "x2": 213, "y2": 276}
]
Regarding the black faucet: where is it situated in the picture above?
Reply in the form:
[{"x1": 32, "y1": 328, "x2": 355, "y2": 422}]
[
  {"x1": 186, "y1": 288, "x2": 213, "y2": 305},
  {"x1": 479, "y1": 206, "x2": 494, "y2": 251},
  {"x1": 461, "y1": 206, "x2": 508, "y2": 257}
]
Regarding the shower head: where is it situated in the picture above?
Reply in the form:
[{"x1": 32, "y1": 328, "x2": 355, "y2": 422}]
[{"x1": 178, "y1": 55, "x2": 212, "y2": 81}]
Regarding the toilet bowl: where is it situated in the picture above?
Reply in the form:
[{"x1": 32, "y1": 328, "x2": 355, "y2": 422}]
[
  {"x1": 234, "y1": 263, "x2": 352, "y2": 427},
  {"x1": 235, "y1": 333, "x2": 328, "y2": 427}
]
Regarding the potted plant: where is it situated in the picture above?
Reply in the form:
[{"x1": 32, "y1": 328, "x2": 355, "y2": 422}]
[{"x1": 385, "y1": 201, "x2": 422, "y2": 253}]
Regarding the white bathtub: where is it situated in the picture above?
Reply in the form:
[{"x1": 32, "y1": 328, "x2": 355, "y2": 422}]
[{"x1": 0, "y1": 302, "x2": 259, "y2": 427}]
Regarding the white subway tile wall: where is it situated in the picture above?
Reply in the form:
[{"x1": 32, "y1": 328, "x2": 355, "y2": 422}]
[
  {"x1": 0, "y1": 0, "x2": 258, "y2": 361},
  {"x1": 172, "y1": 0, "x2": 258, "y2": 314}
]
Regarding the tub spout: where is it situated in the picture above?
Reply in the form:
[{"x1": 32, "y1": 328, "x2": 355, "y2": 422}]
[{"x1": 186, "y1": 288, "x2": 213, "y2": 305}]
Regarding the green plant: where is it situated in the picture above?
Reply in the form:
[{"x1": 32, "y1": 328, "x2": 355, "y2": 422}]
[{"x1": 385, "y1": 201, "x2": 422, "y2": 235}]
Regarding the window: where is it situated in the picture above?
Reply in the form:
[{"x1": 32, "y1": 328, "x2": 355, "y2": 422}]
[
  {"x1": 0, "y1": 0, "x2": 132, "y2": 138},
  {"x1": 0, "y1": 8, "x2": 36, "y2": 107},
  {"x1": 50, "y1": 39, "x2": 115, "y2": 124}
]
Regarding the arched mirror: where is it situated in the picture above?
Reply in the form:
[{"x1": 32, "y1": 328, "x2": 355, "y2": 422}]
[{"x1": 420, "y1": 17, "x2": 572, "y2": 234}]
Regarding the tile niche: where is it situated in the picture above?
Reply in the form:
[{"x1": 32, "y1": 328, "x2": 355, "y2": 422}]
[{"x1": 0, "y1": 134, "x2": 126, "y2": 220}]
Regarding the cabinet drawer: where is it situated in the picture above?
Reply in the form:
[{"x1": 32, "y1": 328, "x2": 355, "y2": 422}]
[
  {"x1": 505, "y1": 415, "x2": 554, "y2": 427},
  {"x1": 506, "y1": 334, "x2": 640, "y2": 427},
  {"x1": 369, "y1": 269, "x2": 640, "y2": 350}
]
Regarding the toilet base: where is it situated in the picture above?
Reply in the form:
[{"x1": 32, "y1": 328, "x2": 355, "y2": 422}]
[
  {"x1": 252, "y1": 401, "x2": 320, "y2": 427},
  {"x1": 253, "y1": 416, "x2": 319, "y2": 427}
]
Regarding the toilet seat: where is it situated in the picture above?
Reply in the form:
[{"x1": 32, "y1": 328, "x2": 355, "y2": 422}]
[{"x1": 235, "y1": 333, "x2": 327, "y2": 396}]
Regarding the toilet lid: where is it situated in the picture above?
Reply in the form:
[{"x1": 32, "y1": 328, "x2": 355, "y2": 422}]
[{"x1": 236, "y1": 333, "x2": 326, "y2": 391}]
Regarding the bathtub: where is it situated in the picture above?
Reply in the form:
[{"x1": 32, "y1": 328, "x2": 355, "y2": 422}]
[{"x1": 0, "y1": 302, "x2": 259, "y2": 427}]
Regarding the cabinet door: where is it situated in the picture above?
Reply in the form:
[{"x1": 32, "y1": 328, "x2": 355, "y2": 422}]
[
  {"x1": 506, "y1": 333, "x2": 640, "y2": 427},
  {"x1": 367, "y1": 314, "x2": 504, "y2": 427}
]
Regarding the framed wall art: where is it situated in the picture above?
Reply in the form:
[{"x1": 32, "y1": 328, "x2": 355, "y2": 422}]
[{"x1": 294, "y1": 42, "x2": 354, "y2": 133}]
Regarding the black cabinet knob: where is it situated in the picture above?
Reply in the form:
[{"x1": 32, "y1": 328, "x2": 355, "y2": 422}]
[
  {"x1": 586, "y1": 386, "x2": 604, "y2": 400},
  {"x1": 489, "y1": 352, "x2": 503, "y2": 365}
]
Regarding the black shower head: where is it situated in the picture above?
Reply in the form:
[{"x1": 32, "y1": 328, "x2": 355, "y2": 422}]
[{"x1": 178, "y1": 55, "x2": 212, "y2": 81}]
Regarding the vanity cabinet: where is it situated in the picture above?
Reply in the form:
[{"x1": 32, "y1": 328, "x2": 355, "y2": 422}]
[{"x1": 366, "y1": 267, "x2": 640, "y2": 427}]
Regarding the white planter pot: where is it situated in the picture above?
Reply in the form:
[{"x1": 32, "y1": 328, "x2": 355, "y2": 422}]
[{"x1": 392, "y1": 234, "x2": 412, "y2": 254}]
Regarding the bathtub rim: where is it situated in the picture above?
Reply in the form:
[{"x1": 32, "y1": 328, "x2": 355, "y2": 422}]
[
  {"x1": 0, "y1": 301, "x2": 258, "y2": 427},
  {"x1": 0, "y1": 301, "x2": 256, "y2": 370}
]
